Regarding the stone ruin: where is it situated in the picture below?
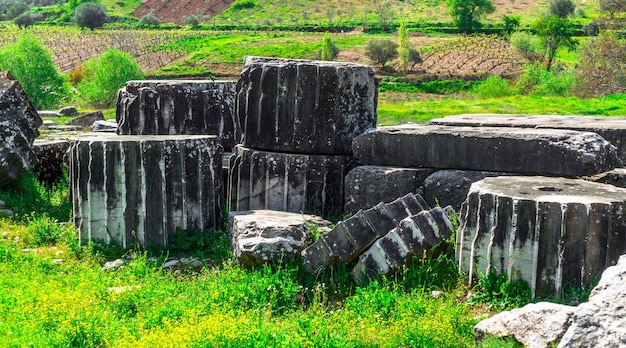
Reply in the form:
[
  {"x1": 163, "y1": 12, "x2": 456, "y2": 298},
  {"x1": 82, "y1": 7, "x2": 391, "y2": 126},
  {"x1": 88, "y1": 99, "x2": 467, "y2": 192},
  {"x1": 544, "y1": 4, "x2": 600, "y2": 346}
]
[
  {"x1": 0, "y1": 71, "x2": 42, "y2": 186},
  {"x1": 2, "y1": 55, "x2": 623, "y2": 315}
]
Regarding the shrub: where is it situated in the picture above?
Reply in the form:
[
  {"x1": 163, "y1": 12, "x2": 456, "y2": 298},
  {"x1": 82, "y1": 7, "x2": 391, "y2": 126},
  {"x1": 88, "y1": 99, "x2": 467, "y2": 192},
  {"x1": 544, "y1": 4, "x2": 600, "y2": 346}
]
[
  {"x1": 472, "y1": 75, "x2": 514, "y2": 98},
  {"x1": 502, "y1": 15, "x2": 520, "y2": 36},
  {"x1": 139, "y1": 12, "x2": 160, "y2": 26},
  {"x1": 231, "y1": 0, "x2": 258, "y2": 11},
  {"x1": 319, "y1": 33, "x2": 338, "y2": 61},
  {"x1": 576, "y1": 33, "x2": 626, "y2": 97},
  {"x1": 514, "y1": 63, "x2": 575, "y2": 96},
  {"x1": 182, "y1": 14, "x2": 199, "y2": 27},
  {"x1": 548, "y1": 0, "x2": 575, "y2": 18},
  {"x1": 77, "y1": 48, "x2": 145, "y2": 108},
  {"x1": 68, "y1": 65, "x2": 84, "y2": 85},
  {"x1": 7, "y1": 1, "x2": 29, "y2": 20},
  {"x1": 365, "y1": 38, "x2": 398, "y2": 67},
  {"x1": 73, "y1": 2, "x2": 107, "y2": 30},
  {"x1": 0, "y1": 34, "x2": 69, "y2": 109}
]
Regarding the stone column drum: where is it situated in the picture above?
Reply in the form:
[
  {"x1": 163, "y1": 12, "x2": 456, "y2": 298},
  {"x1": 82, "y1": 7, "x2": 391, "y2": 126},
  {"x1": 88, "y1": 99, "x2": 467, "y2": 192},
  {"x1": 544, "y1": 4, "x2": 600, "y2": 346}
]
[
  {"x1": 116, "y1": 80, "x2": 237, "y2": 151},
  {"x1": 70, "y1": 134, "x2": 223, "y2": 249},
  {"x1": 228, "y1": 145, "x2": 356, "y2": 218},
  {"x1": 456, "y1": 176, "x2": 626, "y2": 297},
  {"x1": 235, "y1": 56, "x2": 378, "y2": 155}
]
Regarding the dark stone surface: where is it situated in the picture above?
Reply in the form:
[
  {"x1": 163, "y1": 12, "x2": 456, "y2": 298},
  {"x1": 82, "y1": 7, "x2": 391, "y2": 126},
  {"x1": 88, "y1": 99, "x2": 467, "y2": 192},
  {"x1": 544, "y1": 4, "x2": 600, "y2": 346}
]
[
  {"x1": 353, "y1": 207, "x2": 454, "y2": 285},
  {"x1": 66, "y1": 110, "x2": 104, "y2": 128},
  {"x1": 33, "y1": 139, "x2": 71, "y2": 187},
  {"x1": 456, "y1": 176, "x2": 626, "y2": 298},
  {"x1": 58, "y1": 106, "x2": 79, "y2": 117},
  {"x1": 0, "y1": 71, "x2": 41, "y2": 185},
  {"x1": 352, "y1": 124, "x2": 618, "y2": 177},
  {"x1": 344, "y1": 166, "x2": 435, "y2": 215},
  {"x1": 301, "y1": 193, "x2": 428, "y2": 273},
  {"x1": 116, "y1": 80, "x2": 237, "y2": 151},
  {"x1": 227, "y1": 145, "x2": 357, "y2": 218},
  {"x1": 70, "y1": 134, "x2": 223, "y2": 249},
  {"x1": 586, "y1": 168, "x2": 626, "y2": 189},
  {"x1": 429, "y1": 114, "x2": 626, "y2": 163},
  {"x1": 236, "y1": 56, "x2": 378, "y2": 155},
  {"x1": 423, "y1": 169, "x2": 514, "y2": 212}
]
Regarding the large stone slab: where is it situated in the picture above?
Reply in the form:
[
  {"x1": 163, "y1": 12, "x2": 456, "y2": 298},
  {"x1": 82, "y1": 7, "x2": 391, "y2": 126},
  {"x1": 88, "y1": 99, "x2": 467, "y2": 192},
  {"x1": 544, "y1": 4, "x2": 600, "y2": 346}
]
[
  {"x1": 227, "y1": 146, "x2": 357, "y2": 218},
  {"x1": 586, "y1": 168, "x2": 626, "y2": 189},
  {"x1": 352, "y1": 124, "x2": 618, "y2": 177},
  {"x1": 33, "y1": 139, "x2": 71, "y2": 187},
  {"x1": 236, "y1": 56, "x2": 377, "y2": 155},
  {"x1": 353, "y1": 206, "x2": 454, "y2": 285},
  {"x1": 429, "y1": 114, "x2": 626, "y2": 163},
  {"x1": 229, "y1": 210, "x2": 332, "y2": 265},
  {"x1": 423, "y1": 169, "x2": 514, "y2": 212},
  {"x1": 559, "y1": 254, "x2": 626, "y2": 347},
  {"x1": 116, "y1": 80, "x2": 237, "y2": 151},
  {"x1": 344, "y1": 166, "x2": 435, "y2": 215},
  {"x1": 0, "y1": 71, "x2": 41, "y2": 185},
  {"x1": 70, "y1": 134, "x2": 223, "y2": 249},
  {"x1": 456, "y1": 176, "x2": 626, "y2": 298},
  {"x1": 301, "y1": 193, "x2": 428, "y2": 274}
]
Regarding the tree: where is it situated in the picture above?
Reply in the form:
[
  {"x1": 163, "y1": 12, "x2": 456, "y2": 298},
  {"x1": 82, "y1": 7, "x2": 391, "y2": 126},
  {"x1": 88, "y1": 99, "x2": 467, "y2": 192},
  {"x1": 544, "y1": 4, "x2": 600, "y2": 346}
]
[
  {"x1": 576, "y1": 33, "x2": 626, "y2": 96},
  {"x1": 533, "y1": 16, "x2": 577, "y2": 70},
  {"x1": 510, "y1": 31, "x2": 543, "y2": 63},
  {"x1": 7, "y1": 1, "x2": 28, "y2": 20},
  {"x1": 398, "y1": 21, "x2": 410, "y2": 75},
  {"x1": 375, "y1": 1, "x2": 395, "y2": 31},
  {"x1": 0, "y1": 34, "x2": 69, "y2": 109},
  {"x1": 365, "y1": 39, "x2": 398, "y2": 67},
  {"x1": 548, "y1": 0, "x2": 575, "y2": 18},
  {"x1": 73, "y1": 2, "x2": 106, "y2": 30},
  {"x1": 502, "y1": 15, "x2": 521, "y2": 36},
  {"x1": 77, "y1": 48, "x2": 145, "y2": 108},
  {"x1": 447, "y1": 0, "x2": 495, "y2": 34},
  {"x1": 14, "y1": 11, "x2": 41, "y2": 28},
  {"x1": 597, "y1": 0, "x2": 626, "y2": 29},
  {"x1": 183, "y1": 15, "x2": 199, "y2": 27}
]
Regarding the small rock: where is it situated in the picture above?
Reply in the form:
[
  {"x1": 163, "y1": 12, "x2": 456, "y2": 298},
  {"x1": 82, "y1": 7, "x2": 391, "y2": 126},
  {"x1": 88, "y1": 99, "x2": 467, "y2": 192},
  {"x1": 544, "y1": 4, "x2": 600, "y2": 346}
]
[
  {"x1": 66, "y1": 110, "x2": 104, "y2": 128},
  {"x1": 0, "y1": 200, "x2": 5, "y2": 207},
  {"x1": 92, "y1": 120, "x2": 117, "y2": 132},
  {"x1": 52, "y1": 259, "x2": 64, "y2": 265},
  {"x1": 102, "y1": 259, "x2": 126, "y2": 272},
  {"x1": 431, "y1": 290, "x2": 443, "y2": 299},
  {"x1": 38, "y1": 110, "x2": 61, "y2": 118},
  {"x1": 107, "y1": 285, "x2": 140, "y2": 294},
  {"x1": 41, "y1": 120, "x2": 55, "y2": 128},
  {"x1": 162, "y1": 259, "x2": 180, "y2": 270},
  {"x1": 1, "y1": 209, "x2": 14, "y2": 217},
  {"x1": 58, "y1": 106, "x2": 78, "y2": 117}
]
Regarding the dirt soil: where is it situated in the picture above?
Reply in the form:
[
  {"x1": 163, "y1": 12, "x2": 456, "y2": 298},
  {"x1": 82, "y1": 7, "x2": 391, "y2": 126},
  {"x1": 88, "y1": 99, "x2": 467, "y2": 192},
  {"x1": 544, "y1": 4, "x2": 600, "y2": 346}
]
[{"x1": 134, "y1": 0, "x2": 235, "y2": 25}]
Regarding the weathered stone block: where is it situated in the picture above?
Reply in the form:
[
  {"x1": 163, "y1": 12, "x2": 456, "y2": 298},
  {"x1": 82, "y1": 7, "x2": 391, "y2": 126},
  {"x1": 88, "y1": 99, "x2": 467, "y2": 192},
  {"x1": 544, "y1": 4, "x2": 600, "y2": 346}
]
[
  {"x1": 423, "y1": 169, "x2": 514, "y2": 212},
  {"x1": 227, "y1": 146, "x2": 357, "y2": 217},
  {"x1": 344, "y1": 166, "x2": 435, "y2": 215},
  {"x1": 66, "y1": 110, "x2": 104, "y2": 128},
  {"x1": 456, "y1": 176, "x2": 626, "y2": 297},
  {"x1": 353, "y1": 207, "x2": 454, "y2": 285},
  {"x1": 429, "y1": 114, "x2": 626, "y2": 163},
  {"x1": 70, "y1": 134, "x2": 223, "y2": 249},
  {"x1": 116, "y1": 80, "x2": 237, "y2": 151},
  {"x1": 301, "y1": 193, "x2": 428, "y2": 273},
  {"x1": 33, "y1": 139, "x2": 71, "y2": 187},
  {"x1": 229, "y1": 210, "x2": 331, "y2": 265},
  {"x1": 236, "y1": 56, "x2": 378, "y2": 155},
  {"x1": 0, "y1": 71, "x2": 41, "y2": 185},
  {"x1": 352, "y1": 124, "x2": 618, "y2": 177}
]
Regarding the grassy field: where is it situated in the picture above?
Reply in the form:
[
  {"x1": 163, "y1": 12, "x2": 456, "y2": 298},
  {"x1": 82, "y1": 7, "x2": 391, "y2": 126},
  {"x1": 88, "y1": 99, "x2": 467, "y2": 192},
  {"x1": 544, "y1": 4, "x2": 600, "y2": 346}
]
[{"x1": 0, "y1": 173, "x2": 538, "y2": 347}]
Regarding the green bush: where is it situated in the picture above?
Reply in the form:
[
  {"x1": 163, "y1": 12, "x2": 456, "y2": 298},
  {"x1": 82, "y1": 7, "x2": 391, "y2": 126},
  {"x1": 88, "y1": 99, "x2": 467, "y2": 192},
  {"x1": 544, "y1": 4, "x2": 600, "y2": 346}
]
[
  {"x1": 139, "y1": 12, "x2": 160, "y2": 26},
  {"x1": 514, "y1": 63, "x2": 575, "y2": 97},
  {"x1": 77, "y1": 48, "x2": 145, "y2": 108},
  {"x1": 510, "y1": 31, "x2": 543, "y2": 63},
  {"x1": 472, "y1": 75, "x2": 514, "y2": 98},
  {"x1": 0, "y1": 34, "x2": 70, "y2": 109},
  {"x1": 182, "y1": 14, "x2": 199, "y2": 27},
  {"x1": 365, "y1": 38, "x2": 398, "y2": 67},
  {"x1": 13, "y1": 11, "x2": 41, "y2": 28},
  {"x1": 73, "y1": 2, "x2": 107, "y2": 30},
  {"x1": 231, "y1": 0, "x2": 258, "y2": 11}
]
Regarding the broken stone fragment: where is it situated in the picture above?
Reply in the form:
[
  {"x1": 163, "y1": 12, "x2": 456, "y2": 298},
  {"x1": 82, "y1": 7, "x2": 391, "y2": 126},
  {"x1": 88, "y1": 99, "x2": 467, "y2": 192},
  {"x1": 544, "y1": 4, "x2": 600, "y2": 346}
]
[
  {"x1": 229, "y1": 210, "x2": 332, "y2": 266},
  {"x1": 352, "y1": 124, "x2": 618, "y2": 177},
  {"x1": 236, "y1": 56, "x2": 378, "y2": 155},
  {"x1": 301, "y1": 193, "x2": 428, "y2": 274},
  {"x1": 0, "y1": 71, "x2": 42, "y2": 185}
]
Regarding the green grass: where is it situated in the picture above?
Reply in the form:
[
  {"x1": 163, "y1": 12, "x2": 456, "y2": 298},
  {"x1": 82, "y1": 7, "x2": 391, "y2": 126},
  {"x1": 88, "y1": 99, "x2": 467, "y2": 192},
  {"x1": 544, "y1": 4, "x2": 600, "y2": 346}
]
[
  {"x1": 0, "y1": 173, "x2": 531, "y2": 347},
  {"x1": 378, "y1": 94, "x2": 626, "y2": 125}
]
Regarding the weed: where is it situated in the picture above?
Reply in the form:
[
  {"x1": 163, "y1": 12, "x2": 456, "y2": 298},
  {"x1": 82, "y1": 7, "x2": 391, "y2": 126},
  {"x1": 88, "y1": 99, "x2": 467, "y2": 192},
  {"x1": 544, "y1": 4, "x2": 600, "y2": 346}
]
[{"x1": 468, "y1": 271, "x2": 532, "y2": 310}]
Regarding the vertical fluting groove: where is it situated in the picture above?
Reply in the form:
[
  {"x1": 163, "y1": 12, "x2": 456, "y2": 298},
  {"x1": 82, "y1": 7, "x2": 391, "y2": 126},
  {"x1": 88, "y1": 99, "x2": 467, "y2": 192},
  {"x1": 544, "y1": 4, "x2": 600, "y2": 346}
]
[
  {"x1": 531, "y1": 203, "x2": 541, "y2": 297},
  {"x1": 283, "y1": 157, "x2": 289, "y2": 210},
  {"x1": 468, "y1": 193, "x2": 480, "y2": 286},
  {"x1": 119, "y1": 141, "x2": 127, "y2": 248},
  {"x1": 507, "y1": 198, "x2": 519, "y2": 283}
]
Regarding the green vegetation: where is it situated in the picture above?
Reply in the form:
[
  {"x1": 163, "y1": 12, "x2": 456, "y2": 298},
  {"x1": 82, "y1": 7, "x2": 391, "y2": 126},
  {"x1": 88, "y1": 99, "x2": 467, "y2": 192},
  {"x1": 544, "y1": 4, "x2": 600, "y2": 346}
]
[
  {"x1": 365, "y1": 38, "x2": 398, "y2": 67},
  {"x1": 447, "y1": 0, "x2": 495, "y2": 33},
  {"x1": 77, "y1": 48, "x2": 145, "y2": 107},
  {"x1": 0, "y1": 34, "x2": 70, "y2": 109},
  {"x1": 73, "y1": 1, "x2": 107, "y2": 30}
]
